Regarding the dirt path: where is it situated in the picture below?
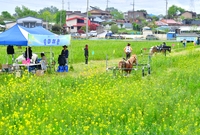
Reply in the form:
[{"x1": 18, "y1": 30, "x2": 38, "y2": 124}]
[{"x1": 58, "y1": 47, "x2": 200, "y2": 77}]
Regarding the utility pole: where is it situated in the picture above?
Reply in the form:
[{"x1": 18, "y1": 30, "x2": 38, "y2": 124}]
[
  {"x1": 190, "y1": 0, "x2": 195, "y2": 12},
  {"x1": 60, "y1": 0, "x2": 64, "y2": 34},
  {"x1": 86, "y1": 0, "x2": 89, "y2": 38},
  {"x1": 166, "y1": 0, "x2": 168, "y2": 19},
  {"x1": 106, "y1": 0, "x2": 109, "y2": 10},
  {"x1": 131, "y1": 0, "x2": 134, "y2": 22},
  {"x1": 68, "y1": 1, "x2": 70, "y2": 11}
]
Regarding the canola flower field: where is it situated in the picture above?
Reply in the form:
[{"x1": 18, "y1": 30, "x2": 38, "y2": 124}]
[{"x1": 0, "y1": 40, "x2": 200, "y2": 134}]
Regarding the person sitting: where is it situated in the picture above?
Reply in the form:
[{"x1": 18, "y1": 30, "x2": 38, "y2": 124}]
[{"x1": 40, "y1": 53, "x2": 48, "y2": 70}]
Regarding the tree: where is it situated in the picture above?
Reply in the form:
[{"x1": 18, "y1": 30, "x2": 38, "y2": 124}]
[
  {"x1": 37, "y1": 10, "x2": 55, "y2": 23},
  {"x1": 106, "y1": 7, "x2": 124, "y2": 20},
  {"x1": 168, "y1": 5, "x2": 185, "y2": 19},
  {"x1": 151, "y1": 16, "x2": 159, "y2": 21},
  {"x1": 133, "y1": 22, "x2": 139, "y2": 31},
  {"x1": 111, "y1": 10, "x2": 124, "y2": 20},
  {"x1": 106, "y1": 7, "x2": 118, "y2": 12},
  {"x1": 1, "y1": 11, "x2": 14, "y2": 19},
  {"x1": 55, "y1": 10, "x2": 66, "y2": 26},
  {"x1": 15, "y1": 6, "x2": 38, "y2": 18},
  {"x1": 89, "y1": 23, "x2": 97, "y2": 31},
  {"x1": 137, "y1": 10, "x2": 147, "y2": 13},
  {"x1": 51, "y1": 24, "x2": 61, "y2": 34},
  {"x1": 110, "y1": 24, "x2": 118, "y2": 33},
  {"x1": 38, "y1": 6, "x2": 59, "y2": 14}
]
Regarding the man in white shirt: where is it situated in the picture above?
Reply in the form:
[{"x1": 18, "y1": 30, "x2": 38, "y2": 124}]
[{"x1": 124, "y1": 43, "x2": 132, "y2": 60}]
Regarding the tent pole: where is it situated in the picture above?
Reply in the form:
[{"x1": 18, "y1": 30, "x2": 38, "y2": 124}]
[
  {"x1": 6, "y1": 54, "x2": 8, "y2": 64},
  {"x1": 50, "y1": 46, "x2": 52, "y2": 71}
]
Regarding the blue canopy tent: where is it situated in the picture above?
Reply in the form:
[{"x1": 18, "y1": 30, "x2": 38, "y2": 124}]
[
  {"x1": 0, "y1": 24, "x2": 71, "y2": 70},
  {"x1": 0, "y1": 24, "x2": 70, "y2": 46}
]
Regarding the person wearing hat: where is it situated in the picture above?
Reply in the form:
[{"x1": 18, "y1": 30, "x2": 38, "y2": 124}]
[
  {"x1": 124, "y1": 43, "x2": 132, "y2": 60},
  {"x1": 61, "y1": 45, "x2": 69, "y2": 65}
]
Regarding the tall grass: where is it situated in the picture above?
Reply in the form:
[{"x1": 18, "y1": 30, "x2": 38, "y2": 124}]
[
  {"x1": 0, "y1": 40, "x2": 180, "y2": 65},
  {"x1": 0, "y1": 40, "x2": 200, "y2": 134}
]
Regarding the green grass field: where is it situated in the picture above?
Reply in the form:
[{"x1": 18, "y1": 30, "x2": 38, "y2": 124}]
[{"x1": 0, "y1": 40, "x2": 200, "y2": 134}]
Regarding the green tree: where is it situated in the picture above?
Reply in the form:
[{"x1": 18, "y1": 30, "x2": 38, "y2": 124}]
[
  {"x1": 111, "y1": 10, "x2": 124, "y2": 20},
  {"x1": 110, "y1": 24, "x2": 118, "y2": 33},
  {"x1": 106, "y1": 7, "x2": 124, "y2": 20},
  {"x1": 168, "y1": 5, "x2": 185, "y2": 19},
  {"x1": 55, "y1": 10, "x2": 66, "y2": 26},
  {"x1": 1, "y1": 11, "x2": 14, "y2": 19},
  {"x1": 38, "y1": 6, "x2": 59, "y2": 14},
  {"x1": 137, "y1": 9, "x2": 147, "y2": 13},
  {"x1": 106, "y1": 7, "x2": 117, "y2": 12},
  {"x1": 151, "y1": 16, "x2": 159, "y2": 21},
  {"x1": 15, "y1": 6, "x2": 38, "y2": 18},
  {"x1": 37, "y1": 10, "x2": 55, "y2": 22},
  {"x1": 0, "y1": 16, "x2": 5, "y2": 25},
  {"x1": 132, "y1": 22, "x2": 139, "y2": 31},
  {"x1": 51, "y1": 24, "x2": 61, "y2": 34}
]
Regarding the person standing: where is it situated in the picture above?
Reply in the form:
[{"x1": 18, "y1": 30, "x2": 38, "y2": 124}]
[
  {"x1": 124, "y1": 43, "x2": 132, "y2": 60},
  {"x1": 25, "y1": 46, "x2": 32, "y2": 60},
  {"x1": 61, "y1": 45, "x2": 69, "y2": 65},
  {"x1": 84, "y1": 44, "x2": 89, "y2": 64},
  {"x1": 183, "y1": 39, "x2": 186, "y2": 48},
  {"x1": 7, "y1": 45, "x2": 15, "y2": 63}
]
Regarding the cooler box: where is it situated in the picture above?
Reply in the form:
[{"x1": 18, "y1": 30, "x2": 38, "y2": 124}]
[
  {"x1": 57, "y1": 66, "x2": 64, "y2": 72},
  {"x1": 64, "y1": 65, "x2": 68, "y2": 72}
]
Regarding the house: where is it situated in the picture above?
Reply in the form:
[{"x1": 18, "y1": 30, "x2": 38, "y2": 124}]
[
  {"x1": 159, "y1": 19, "x2": 182, "y2": 26},
  {"x1": 5, "y1": 16, "x2": 49, "y2": 30},
  {"x1": 155, "y1": 21, "x2": 168, "y2": 26},
  {"x1": 66, "y1": 11, "x2": 87, "y2": 33},
  {"x1": 89, "y1": 6, "x2": 111, "y2": 20},
  {"x1": 176, "y1": 33, "x2": 200, "y2": 43},
  {"x1": 182, "y1": 19, "x2": 200, "y2": 25},
  {"x1": 180, "y1": 11, "x2": 196, "y2": 19},
  {"x1": 66, "y1": 10, "x2": 105, "y2": 33},
  {"x1": 17, "y1": 16, "x2": 43, "y2": 28},
  {"x1": 125, "y1": 11, "x2": 147, "y2": 22},
  {"x1": 5, "y1": 21, "x2": 16, "y2": 29}
]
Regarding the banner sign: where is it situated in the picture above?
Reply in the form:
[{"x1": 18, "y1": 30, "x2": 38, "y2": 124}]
[{"x1": 28, "y1": 34, "x2": 71, "y2": 46}]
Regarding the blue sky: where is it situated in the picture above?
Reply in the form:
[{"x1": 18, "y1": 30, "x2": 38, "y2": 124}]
[{"x1": 0, "y1": 0, "x2": 199, "y2": 15}]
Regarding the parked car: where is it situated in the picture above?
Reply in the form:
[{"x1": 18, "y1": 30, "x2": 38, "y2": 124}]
[
  {"x1": 105, "y1": 31, "x2": 113, "y2": 39},
  {"x1": 89, "y1": 31, "x2": 97, "y2": 37},
  {"x1": 71, "y1": 33, "x2": 81, "y2": 38},
  {"x1": 146, "y1": 34, "x2": 158, "y2": 40}
]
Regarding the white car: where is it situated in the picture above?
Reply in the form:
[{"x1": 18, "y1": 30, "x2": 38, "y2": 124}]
[{"x1": 89, "y1": 31, "x2": 97, "y2": 37}]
